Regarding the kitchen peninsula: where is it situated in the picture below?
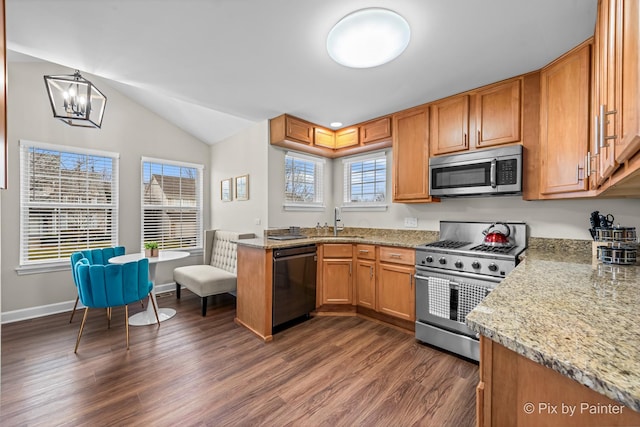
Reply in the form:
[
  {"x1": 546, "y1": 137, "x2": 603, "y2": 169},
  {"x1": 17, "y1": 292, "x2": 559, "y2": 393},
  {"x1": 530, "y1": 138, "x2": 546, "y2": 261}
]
[
  {"x1": 234, "y1": 228, "x2": 436, "y2": 341},
  {"x1": 467, "y1": 244, "x2": 640, "y2": 426}
]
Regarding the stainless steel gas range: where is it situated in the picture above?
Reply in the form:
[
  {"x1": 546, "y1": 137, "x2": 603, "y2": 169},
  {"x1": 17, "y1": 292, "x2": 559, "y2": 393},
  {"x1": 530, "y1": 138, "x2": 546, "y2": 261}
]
[{"x1": 415, "y1": 221, "x2": 527, "y2": 361}]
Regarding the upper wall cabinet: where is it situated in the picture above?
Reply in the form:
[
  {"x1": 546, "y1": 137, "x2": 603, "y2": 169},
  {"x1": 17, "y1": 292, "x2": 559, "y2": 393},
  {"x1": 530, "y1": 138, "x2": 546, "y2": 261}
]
[
  {"x1": 539, "y1": 42, "x2": 592, "y2": 195},
  {"x1": 270, "y1": 114, "x2": 392, "y2": 159},
  {"x1": 430, "y1": 78, "x2": 523, "y2": 156},
  {"x1": 335, "y1": 127, "x2": 359, "y2": 149},
  {"x1": 430, "y1": 95, "x2": 470, "y2": 155},
  {"x1": 360, "y1": 116, "x2": 392, "y2": 144},
  {"x1": 475, "y1": 79, "x2": 522, "y2": 148},
  {"x1": 593, "y1": 0, "x2": 640, "y2": 190},
  {"x1": 314, "y1": 126, "x2": 335, "y2": 149},
  {"x1": 392, "y1": 106, "x2": 435, "y2": 203}
]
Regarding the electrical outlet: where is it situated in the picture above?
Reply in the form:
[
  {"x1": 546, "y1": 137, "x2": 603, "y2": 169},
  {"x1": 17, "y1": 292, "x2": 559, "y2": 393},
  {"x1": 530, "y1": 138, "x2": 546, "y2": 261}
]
[
  {"x1": 254, "y1": 218, "x2": 261, "y2": 225},
  {"x1": 404, "y1": 217, "x2": 418, "y2": 228}
]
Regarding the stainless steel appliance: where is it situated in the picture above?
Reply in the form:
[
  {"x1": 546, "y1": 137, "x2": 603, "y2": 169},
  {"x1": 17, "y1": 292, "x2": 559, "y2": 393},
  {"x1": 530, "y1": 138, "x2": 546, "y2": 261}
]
[
  {"x1": 272, "y1": 244, "x2": 317, "y2": 331},
  {"x1": 415, "y1": 221, "x2": 527, "y2": 361},
  {"x1": 429, "y1": 145, "x2": 523, "y2": 197}
]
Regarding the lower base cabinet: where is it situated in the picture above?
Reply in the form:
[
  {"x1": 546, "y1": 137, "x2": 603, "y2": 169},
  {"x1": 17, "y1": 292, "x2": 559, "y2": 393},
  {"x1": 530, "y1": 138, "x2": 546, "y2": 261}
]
[
  {"x1": 377, "y1": 262, "x2": 415, "y2": 321},
  {"x1": 477, "y1": 336, "x2": 640, "y2": 427},
  {"x1": 319, "y1": 244, "x2": 353, "y2": 305},
  {"x1": 376, "y1": 246, "x2": 416, "y2": 322}
]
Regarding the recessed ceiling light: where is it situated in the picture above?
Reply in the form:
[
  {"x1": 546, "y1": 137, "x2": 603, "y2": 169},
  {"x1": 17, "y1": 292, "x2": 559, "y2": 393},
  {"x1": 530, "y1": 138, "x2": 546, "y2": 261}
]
[
  {"x1": 330, "y1": 122, "x2": 343, "y2": 128},
  {"x1": 327, "y1": 8, "x2": 411, "y2": 69}
]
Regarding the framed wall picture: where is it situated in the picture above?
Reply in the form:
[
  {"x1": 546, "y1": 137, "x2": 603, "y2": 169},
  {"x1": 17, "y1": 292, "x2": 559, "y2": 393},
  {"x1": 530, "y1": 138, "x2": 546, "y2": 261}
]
[
  {"x1": 235, "y1": 174, "x2": 249, "y2": 201},
  {"x1": 221, "y1": 178, "x2": 232, "y2": 202}
]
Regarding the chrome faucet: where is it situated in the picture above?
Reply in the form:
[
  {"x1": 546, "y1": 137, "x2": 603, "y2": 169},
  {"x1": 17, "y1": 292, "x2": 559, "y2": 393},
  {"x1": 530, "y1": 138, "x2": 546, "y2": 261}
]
[{"x1": 334, "y1": 207, "x2": 343, "y2": 236}]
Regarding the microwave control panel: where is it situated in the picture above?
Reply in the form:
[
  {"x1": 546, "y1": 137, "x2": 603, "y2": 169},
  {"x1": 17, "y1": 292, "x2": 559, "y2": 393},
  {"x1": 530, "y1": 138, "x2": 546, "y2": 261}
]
[{"x1": 496, "y1": 159, "x2": 517, "y2": 185}]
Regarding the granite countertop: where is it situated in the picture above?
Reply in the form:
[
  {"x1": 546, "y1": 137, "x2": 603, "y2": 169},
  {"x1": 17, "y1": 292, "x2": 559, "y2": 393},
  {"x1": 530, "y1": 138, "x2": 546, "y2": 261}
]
[
  {"x1": 237, "y1": 227, "x2": 439, "y2": 250},
  {"x1": 467, "y1": 242, "x2": 640, "y2": 412}
]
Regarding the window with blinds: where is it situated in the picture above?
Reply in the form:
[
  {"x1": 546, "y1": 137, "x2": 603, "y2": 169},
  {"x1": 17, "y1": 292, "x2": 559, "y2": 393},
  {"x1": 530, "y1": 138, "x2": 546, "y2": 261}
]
[
  {"x1": 343, "y1": 151, "x2": 387, "y2": 206},
  {"x1": 19, "y1": 140, "x2": 119, "y2": 265},
  {"x1": 284, "y1": 151, "x2": 324, "y2": 208},
  {"x1": 141, "y1": 158, "x2": 203, "y2": 251}
]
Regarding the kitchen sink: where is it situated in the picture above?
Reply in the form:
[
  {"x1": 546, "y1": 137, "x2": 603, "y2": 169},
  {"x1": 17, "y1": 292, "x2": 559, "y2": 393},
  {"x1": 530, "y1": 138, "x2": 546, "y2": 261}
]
[{"x1": 321, "y1": 235, "x2": 365, "y2": 239}]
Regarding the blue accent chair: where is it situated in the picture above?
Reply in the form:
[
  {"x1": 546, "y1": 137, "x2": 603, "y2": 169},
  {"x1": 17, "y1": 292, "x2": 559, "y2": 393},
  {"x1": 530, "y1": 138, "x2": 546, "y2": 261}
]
[
  {"x1": 73, "y1": 257, "x2": 159, "y2": 353},
  {"x1": 69, "y1": 246, "x2": 126, "y2": 323}
]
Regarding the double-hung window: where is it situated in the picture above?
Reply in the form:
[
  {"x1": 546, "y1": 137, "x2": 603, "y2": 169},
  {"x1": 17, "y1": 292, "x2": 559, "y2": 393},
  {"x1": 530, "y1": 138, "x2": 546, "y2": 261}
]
[
  {"x1": 342, "y1": 151, "x2": 388, "y2": 210},
  {"x1": 141, "y1": 157, "x2": 203, "y2": 251},
  {"x1": 283, "y1": 151, "x2": 324, "y2": 210},
  {"x1": 19, "y1": 140, "x2": 119, "y2": 267}
]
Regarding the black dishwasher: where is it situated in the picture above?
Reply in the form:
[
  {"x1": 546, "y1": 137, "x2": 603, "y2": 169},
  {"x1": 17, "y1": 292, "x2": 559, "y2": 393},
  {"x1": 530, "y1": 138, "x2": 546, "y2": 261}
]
[{"x1": 272, "y1": 244, "x2": 317, "y2": 332}]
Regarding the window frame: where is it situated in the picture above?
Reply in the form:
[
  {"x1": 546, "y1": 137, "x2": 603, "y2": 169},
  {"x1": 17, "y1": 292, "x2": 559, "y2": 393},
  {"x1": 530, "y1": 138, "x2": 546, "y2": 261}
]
[
  {"x1": 140, "y1": 157, "x2": 204, "y2": 252},
  {"x1": 283, "y1": 151, "x2": 325, "y2": 211},
  {"x1": 341, "y1": 150, "x2": 388, "y2": 211},
  {"x1": 18, "y1": 140, "x2": 120, "y2": 273}
]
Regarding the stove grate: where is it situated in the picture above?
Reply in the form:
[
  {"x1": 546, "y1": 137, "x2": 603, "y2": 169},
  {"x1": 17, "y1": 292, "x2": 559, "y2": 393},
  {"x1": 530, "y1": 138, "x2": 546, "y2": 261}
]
[
  {"x1": 424, "y1": 240, "x2": 471, "y2": 249},
  {"x1": 469, "y1": 244, "x2": 515, "y2": 254}
]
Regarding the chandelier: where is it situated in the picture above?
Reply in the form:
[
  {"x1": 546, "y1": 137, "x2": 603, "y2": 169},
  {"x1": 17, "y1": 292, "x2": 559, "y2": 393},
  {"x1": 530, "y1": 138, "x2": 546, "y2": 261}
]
[{"x1": 44, "y1": 70, "x2": 107, "y2": 128}]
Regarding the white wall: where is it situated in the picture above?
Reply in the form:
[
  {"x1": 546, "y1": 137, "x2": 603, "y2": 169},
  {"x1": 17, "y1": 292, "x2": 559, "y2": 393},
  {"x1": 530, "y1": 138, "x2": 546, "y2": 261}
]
[
  {"x1": 210, "y1": 121, "x2": 269, "y2": 236},
  {"x1": 1, "y1": 61, "x2": 211, "y2": 313}
]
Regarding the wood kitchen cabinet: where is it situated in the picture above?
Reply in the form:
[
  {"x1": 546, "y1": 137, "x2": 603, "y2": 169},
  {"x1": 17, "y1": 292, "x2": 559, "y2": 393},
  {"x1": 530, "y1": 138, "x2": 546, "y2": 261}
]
[
  {"x1": 539, "y1": 41, "x2": 592, "y2": 195},
  {"x1": 335, "y1": 127, "x2": 359, "y2": 148},
  {"x1": 355, "y1": 244, "x2": 376, "y2": 310},
  {"x1": 376, "y1": 246, "x2": 415, "y2": 321},
  {"x1": 477, "y1": 336, "x2": 640, "y2": 427},
  {"x1": 592, "y1": 0, "x2": 640, "y2": 191},
  {"x1": 314, "y1": 126, "x2": 335, "y2": 148},
  {"x1": 475, "y1": 79, "x2": 522, "y2": 148},
  {"x1": 320, "y1": 244, "x2": 353, "y2": 305},
  {"x1": 392, "y1": 106, "x2": 434, "y2": 203},
  {"x1": 360, "y1": 116, "x2": 392, "y2": 144},
  {"x1": 430, "y1": 94, "x2": 470, "y2": 155}
]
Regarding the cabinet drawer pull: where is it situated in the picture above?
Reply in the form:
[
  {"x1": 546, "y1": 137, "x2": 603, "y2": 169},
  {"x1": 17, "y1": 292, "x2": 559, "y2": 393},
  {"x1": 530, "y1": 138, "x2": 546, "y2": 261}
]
[
  {"x1": 370, "y1": 265, "x2": 373, "y2": 278},
  {"x1": 389, "y1": 253, "x2": 402, "y2": 258},
  {"x1": 477, "y1": 129, "x2": 481, "y2": 145},
  {"x1": 359, "y1": 249, "x2": 369, "y2": 253}
]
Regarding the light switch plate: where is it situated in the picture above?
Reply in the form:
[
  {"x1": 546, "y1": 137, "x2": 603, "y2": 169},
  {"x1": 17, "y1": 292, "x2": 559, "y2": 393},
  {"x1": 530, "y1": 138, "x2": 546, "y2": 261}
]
[{"x1": 404, "y1": 217, "x2": 418, "y2": 228}]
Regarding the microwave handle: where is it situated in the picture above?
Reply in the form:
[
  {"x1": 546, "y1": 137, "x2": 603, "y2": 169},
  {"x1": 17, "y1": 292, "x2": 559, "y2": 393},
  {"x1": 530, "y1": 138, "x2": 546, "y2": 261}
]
[{"x1": 490, "y1": 159, "x2": 497, "y2": 188}]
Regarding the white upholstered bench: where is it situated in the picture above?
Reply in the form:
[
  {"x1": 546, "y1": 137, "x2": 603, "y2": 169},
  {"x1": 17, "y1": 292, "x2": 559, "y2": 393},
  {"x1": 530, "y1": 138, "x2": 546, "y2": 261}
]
[{"x1": 173, "y1": 229, "x2": 254, "y2": 316}]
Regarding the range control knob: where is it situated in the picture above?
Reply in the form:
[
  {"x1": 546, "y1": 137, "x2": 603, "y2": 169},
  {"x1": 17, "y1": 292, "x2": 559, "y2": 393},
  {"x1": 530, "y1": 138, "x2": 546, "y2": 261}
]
[
  {"x1": 438, "y1": 257, "x2": 447, "y2": 265},
  {"x1": 471, "y1": 261, "x2": 481, "y2": 269},
  {"x1": 425, "y1": 256, "x2": 434, "y2": 263},
  {"x1": 454, "y1": 260, "x2": 463, "y2": 269},
  {"x1": 488, "y1": 263, "x2": 498, "y2": 272}
]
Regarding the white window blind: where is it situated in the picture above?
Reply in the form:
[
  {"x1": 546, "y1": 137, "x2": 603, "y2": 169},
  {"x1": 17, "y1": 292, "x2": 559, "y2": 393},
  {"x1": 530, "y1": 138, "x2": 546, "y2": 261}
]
[
  {"x1": 284, "y1": 151, "x2": 324, "y2": 208},
  {"x1": 141, "y1": 157, "x2": 203, "y2": 251},
  {"x1": 19, "y1": 140, "x2": 119, "y2": 265},
  {"x1": 343, "y1": 151, "x2": 387, "y2": 206}
]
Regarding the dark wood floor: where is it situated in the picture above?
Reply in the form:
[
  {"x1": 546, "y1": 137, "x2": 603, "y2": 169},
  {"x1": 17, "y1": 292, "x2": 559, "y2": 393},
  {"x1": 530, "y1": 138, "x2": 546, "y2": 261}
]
[{"x1": 1, "y1": 290, "x2": 478, "y2": 426}]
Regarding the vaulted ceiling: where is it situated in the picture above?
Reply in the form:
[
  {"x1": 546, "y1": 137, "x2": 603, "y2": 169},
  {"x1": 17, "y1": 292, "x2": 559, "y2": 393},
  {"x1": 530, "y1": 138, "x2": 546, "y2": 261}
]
[{"x1": 6, "y1": 0, "x2": 598, "y2": 144}]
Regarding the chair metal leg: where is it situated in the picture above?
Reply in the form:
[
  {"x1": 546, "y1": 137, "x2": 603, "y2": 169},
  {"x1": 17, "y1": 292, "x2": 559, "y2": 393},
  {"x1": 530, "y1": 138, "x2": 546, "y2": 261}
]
[
  {"x1": 176, "y1": 283, "x2": 181, "y2": 299},
  {"x1": 107, "y1": 307, "x2": 112, "y2": 329},
  {"x1": 125, "y1": 305, "x2": 130, "y2": 350},
  {"x1": 74, "y1": 308, "x2": 89, "y2": 353},
  {"x1": 149, "y1": 293, "x2": 160, "y2": 326},
  {"x1": 69, "y1": 295, "x2": 79, "y2": 323}
]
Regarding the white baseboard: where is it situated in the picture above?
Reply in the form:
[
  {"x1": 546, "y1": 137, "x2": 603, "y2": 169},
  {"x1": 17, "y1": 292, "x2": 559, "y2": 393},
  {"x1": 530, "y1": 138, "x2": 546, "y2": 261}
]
[{"x1": 1, "y1": 282, "x2": 179, "y2": 324}]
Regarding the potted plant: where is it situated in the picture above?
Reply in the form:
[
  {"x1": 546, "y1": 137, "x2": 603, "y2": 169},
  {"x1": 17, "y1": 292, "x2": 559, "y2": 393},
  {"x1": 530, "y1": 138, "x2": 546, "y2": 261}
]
[{"x1": 144, "y1": 241, "x2": 159, "y2": 258}]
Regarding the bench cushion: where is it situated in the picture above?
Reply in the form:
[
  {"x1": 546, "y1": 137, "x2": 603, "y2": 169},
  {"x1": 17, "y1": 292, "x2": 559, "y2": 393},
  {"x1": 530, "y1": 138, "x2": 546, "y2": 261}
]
[{"x1": 173, "y1": 265, "x2": 237, "y2": 297}]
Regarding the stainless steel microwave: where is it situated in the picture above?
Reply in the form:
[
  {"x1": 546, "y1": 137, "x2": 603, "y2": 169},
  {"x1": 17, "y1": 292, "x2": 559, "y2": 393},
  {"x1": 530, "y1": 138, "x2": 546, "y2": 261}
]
[{"x1": 429, "y1": 145, "x2": 522, "y2": 197}]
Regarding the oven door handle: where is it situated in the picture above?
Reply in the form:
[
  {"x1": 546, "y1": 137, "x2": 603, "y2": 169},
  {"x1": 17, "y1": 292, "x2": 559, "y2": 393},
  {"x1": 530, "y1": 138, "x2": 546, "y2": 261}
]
[{"x1": 414, "y1": 274, "x2": 460, "y2": 288}]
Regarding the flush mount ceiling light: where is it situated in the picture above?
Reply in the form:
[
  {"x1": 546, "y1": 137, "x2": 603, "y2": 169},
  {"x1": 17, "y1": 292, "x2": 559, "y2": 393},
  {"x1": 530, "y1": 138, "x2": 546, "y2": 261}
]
[
  {"x1": 44, "y1": 70, "x2": 107, "y2": 128},
  {"x1": 327, "y1": 8, "x2": 411, "y2": 68}
]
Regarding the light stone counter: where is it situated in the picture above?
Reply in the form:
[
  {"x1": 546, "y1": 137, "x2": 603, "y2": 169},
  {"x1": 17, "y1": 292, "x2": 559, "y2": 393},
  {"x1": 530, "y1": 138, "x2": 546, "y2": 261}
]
[
  {"x1": 236, "y1": 227, "x2": 439, "y2": 250},
  {"x1": 467, "y1": 243, "x2": 640, "y2": 412}
]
